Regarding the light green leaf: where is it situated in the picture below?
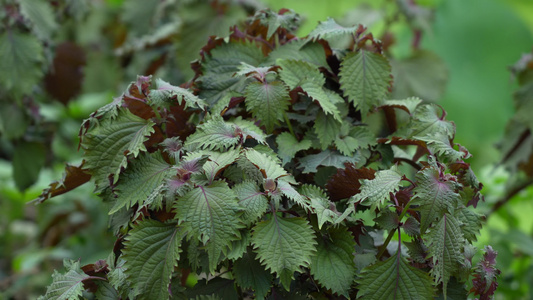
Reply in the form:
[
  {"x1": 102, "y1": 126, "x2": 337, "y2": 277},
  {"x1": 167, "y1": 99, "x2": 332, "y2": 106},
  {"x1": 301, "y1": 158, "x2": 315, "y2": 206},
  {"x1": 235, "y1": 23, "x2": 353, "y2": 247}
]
[
  {"x1": 108, "y1": 258, "x2": 127, "y2": 290},
  {"x1": 244, "y1": 148, "x2": 288, "y2": 180},
  {"x1": 266, "y1": 40, "x2": 330, "y2": 70},
  {"x1": 251, "y1": 215, "x2": 316, "y2": 291},
  {"x1": 184, "y1": 116, "x2": 241, "y2": 151},
  {"x1": 82, "y1": 109, "x2": 155, "y2": 191},
  {"x1": 408, "y1": 104, "x2": 455, "y2": 139},
  {"x1": 356, "y1": 251, "x2": 435, "y2": 299},
  {"x1": 335, "y1": 124, "x2": 376, "y2": 156},
  {"x1": 311, "y1": 227, "x2": 356, "y2": 296},
  {"x1": 123, "y1": 220, "x2": 182, "y2": 300},
  {"x1": 300, "y1": 184, "x2": 338, "y2": 229},
  {"x1": 277, "y1": 59, "x2": 323, "y2": 90},
  {"x1": 183, "y1": 149, "x2": 240, "y2": 184},
  {"x1": 252, "y1": 9, "x2": 300, "y2": 39},
  {"x1": 425, "y1": 214, "x2": 465, "y2": 297},
  {"x1": 234, "y1": 181, "x2": 268, "y2": 226},
  {"x1": 149, "y1": 78, "x2": 206, "y2": 110},
  {"x1": 454, "y1": 205, "x2": 483, "y2": 242},
  {"x1": 380, "y1": 97, "x2": 422, "y2": 115},
  {"x1": 339, "y1": 50, "x2": 392, "y2": 115},
  {"x1": 232, "y1": 117, "x2": 267, "y2": 145},
  {"x1": 276, "y1": 132, "x2": 312, "y2": 165},
  {"x1": 277, "y1": 180, "x2": 310, "y2": 211},
  {"x1": 18, "y1": 0, "x2": 58, "y2": 40},
  {"x1": 307, "y1": 17, "x2": 359, "y2": 41},
  {"x1": 314, "y1": 111, "x2": 342, "y2": 149},
  {"x1": 357, "y1": 167, "x2": 402, "y2": 210},
  {"x1": 0, "y1": 32, "x2": 44, "y2": 94},
  {"x1": 110, "y1": 152, "x2": 173, "y2": 214},
  {"x1": 411, "y1": 167, "x2": 460, "y2": 233},
  {"x1": 415, "y1": 133, "x2": 466, "y2": 161},
  {"x1": 245, "y1": 80, "x2": 290, "y2": 133},
  {"x1": 233, "y1": 250, "x2": 273, "y2": 300},
  {"x1": 41, "y1": 260, "x2": 89, "y2": 300},
  {"x1": 174, "y1": 181, "x2": 243, "y2": 272}
]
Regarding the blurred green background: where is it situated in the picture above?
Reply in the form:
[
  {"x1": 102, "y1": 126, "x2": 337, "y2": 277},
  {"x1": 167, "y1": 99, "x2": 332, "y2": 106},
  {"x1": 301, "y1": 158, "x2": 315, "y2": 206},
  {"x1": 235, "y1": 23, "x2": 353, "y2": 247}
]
[{"x1": 1, "y1": 0, "x2": 533, "y2": 298}]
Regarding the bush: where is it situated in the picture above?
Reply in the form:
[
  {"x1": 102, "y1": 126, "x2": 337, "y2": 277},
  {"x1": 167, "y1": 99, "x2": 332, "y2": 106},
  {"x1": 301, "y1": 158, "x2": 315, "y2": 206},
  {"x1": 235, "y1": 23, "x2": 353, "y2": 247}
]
[{"x1": 38, "y1": 9, "x2": 498, "y2": 300}]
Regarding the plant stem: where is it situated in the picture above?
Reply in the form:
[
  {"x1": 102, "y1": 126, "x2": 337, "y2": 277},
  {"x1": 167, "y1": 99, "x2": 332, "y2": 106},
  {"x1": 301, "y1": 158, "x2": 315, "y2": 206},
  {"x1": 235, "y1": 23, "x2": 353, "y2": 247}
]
[{"x1": 283, "y1": 111, "x2": 295, "y2": 137}]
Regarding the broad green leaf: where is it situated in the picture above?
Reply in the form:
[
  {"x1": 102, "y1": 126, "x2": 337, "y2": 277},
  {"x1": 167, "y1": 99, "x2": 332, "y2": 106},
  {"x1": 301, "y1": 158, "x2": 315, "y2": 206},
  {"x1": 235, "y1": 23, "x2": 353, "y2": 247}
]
[
  {"x1": 12, "y1": 141, "x2": 45, "y2": 191},
  {"x1": 202, "y1": 149, "x2": 240, "y2": 184},
  {"x1": 357, "y1": 167, "x2": 402, "y2": 210},
  {"x1": 314, "y1": 111, "x2": 342, "y2": 149},
  {"x1": 356, "y1": 251, "x2": 436, "y2": 299},
  {"x1": 298, "y1": 149, "x2": 357, "y2": 174},
  {"x1": 411, "y1": 167, "x2": 460, "y2": 233},
  {"x1": 184, "y1": 116, "x2": 241, "y2": 151},
  {"x1": 380, "y1": 97, "x2": 423, "y2": 115},
  {"x1": 251, "y1": 215, "x2": 316, "y2": 291},
  {"x1": 334, "y1": 124, "x2": 375, "y2": 156},
  {"x1": 374, "y1": 210, "x2": 400, "y2": 232},
  {"x1": 18, "y1": 0, "x2": 58, "y2": 40},
  {"x1": 252, "y1": 9, "x2": 300, "y2": 39},
  {"x1": 110, "y1": 152, "x2": 172, "y2": 214},
  {"x1": 244, "y1": 148, "x2": 288, "y2": 180},
  {"x1": 108, "y1": 258, "x2": 127, "y2": 290},
  {"x1": 277, "y1": 180, "x2": 311, "y2": 211},
  {"x1": 149, "y1": 78, "x2": 206, "y2": 110},
  {"x1": 41, "y1": 260, "x2": 89, "y2": 300},
  {"x1": 339, "y1": 50, "x2": 392, "y2": 115},
  {"x1": 408, "y1": 104, "x2": 455, "y2": 139},
  {"x1": 300, "y1": 184, "x2": 338, "y2": 229},
  {"x1": 276, "y1": 132, "x2": 312, "y2": 165},
  {"x1": 227, "y1": 231, "x2": 250, "y2": 261},
  {"x1": 199, "y1": 41, "x2": 265, "y2": 105},
  {"x1": 174, "y1": 181, "x2": 243, "y2": 272},
  {"x1": 82, "y1": 109, "x2": 155, "y2": 191},
  {"x1": 0, "y1": 32, "x2": 44, "y2": 94},
  {"x1": 425, "y1": 214, "x2": 465, "y2": 296},
  {"x1": 310, "y1": 227, "x2": 356, "y2": 296},
  {"x1": 123, "y1": 220, "x2": 182, "y2": 300},
  {"x1": 245, "y1": 80, "x2": 290, "y2": 133},
  {"x1": 232, "y1": 117, "x2": 267, "y2": 146},
  {"x1": 233, "y1": 250, "x2": 273, "y2": 299},
  {"x1": 300, "y1": 81, "x2": 342, "y2": 121},
  {"x1": 234, "y1": 181, "x2": 268, "y2": 226},
  {"x1": 266, "y1": 40, "x2": 330, "y2": 70},
  {"x1": 391, "y1": 50, "x2": 448, "y2": 102},
  {"x1": 416, "y1": 133, "x2": 466, "y2": 161},
  {"x1": 454, "y1": 205, "x2": 483, "y2": 242},
  {"x1": 94, "y1": 281, "x2": 119, "y2": 300},
  {"x1": 277, "y1": 59, "x2": 323, "y2": 90},
  {"x1": 307, "y1": 17, "x2": 359, "y2": 41}
]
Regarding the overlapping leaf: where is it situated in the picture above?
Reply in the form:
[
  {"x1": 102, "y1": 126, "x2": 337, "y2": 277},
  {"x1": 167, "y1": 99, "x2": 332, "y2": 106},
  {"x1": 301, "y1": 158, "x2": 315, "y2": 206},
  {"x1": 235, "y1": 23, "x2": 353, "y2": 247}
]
[
  {"x1": 276, "y1": 132, "x2": 312, "y2": 164},
  {"x1": 251, "y1": 215, "x2": 316, "y2": 291},
  {"x1": 357, "y1": 167, "x2": 402, "y2": 209},
  {"x1": 307, "y1": 17, "x2": 359, "y2": 41},
  {"x1": 18, "y1": 0, "x2": 58, "y2": 41},
  {"x1": 232, "y1": 250, "x2": 273, "y2": 299},
  {"x1": 40, "y1": 260, "x2": 90, "y2": 300},
  {"x1": 184, "y1": 116, "x2": 242, "y2": 151},
  {"x1": 149, "y1": 79, "x2": 206, "y2": 110},
  {"x1": 245, "y1": 80, "x2": 290, "y2": 133}
]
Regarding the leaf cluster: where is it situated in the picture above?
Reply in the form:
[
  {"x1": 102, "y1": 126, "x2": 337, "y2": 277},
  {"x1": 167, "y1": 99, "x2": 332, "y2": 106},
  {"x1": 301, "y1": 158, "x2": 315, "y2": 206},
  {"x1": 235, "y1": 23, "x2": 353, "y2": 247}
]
[{"x1": 38, "y1": 8, "x2": 496, "y2": 300}]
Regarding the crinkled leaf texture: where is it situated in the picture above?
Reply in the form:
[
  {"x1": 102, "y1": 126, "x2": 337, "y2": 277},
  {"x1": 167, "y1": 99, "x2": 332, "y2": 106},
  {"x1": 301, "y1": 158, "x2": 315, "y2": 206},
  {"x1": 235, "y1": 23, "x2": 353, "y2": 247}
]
[
  {"x1": 82, "y1": 108, "x2": 155, "y2": 191},
  {"x1": 234, "y1": 181, "x2": 268, "y2": 226},
  {"x1": 123, "y1": 219, "x2": 182, "y2": 300},
  {"x1": 233, "y1": 250, "x2": 273, "y2": 299},
  {"x1": 40, "y1": 260, "x2": 89, "y2": 300},
  {"x1": 310, "y1": 227, "x2": 356, "y2": 296},
  {"x1": 251, "y1": 215, "x2": 316, "y2": 291},
  {"x1": 244, "y1": 148, "x2": 287, "y2": 180},
  {"x1": 174, "y1": 181, "x2": 243, "y2": 272},
  {"x1": 357, "y1": 251, "x2": 436, "y2": 299},
  {"x1": 425, "y1": 213, "x2": 465, "y2": 296},
  {"x1": 307, "y1": 17, "x2": 360, "y2": 41},
  {"x1": 149, "y1": 78, "x2": 206, "y2": 110},
  {"x1": 245, "y1": 80, "x2": 290, "y2": 133},
  {"x1": 340, "y1": 50, "x2": 392, "y2": 116},
  {"x1": 357, "y1": 167, "x2": 402, "y2": 209},
  {"x1": 110, "y1": 151, "x2": 173, "y2": 214}
]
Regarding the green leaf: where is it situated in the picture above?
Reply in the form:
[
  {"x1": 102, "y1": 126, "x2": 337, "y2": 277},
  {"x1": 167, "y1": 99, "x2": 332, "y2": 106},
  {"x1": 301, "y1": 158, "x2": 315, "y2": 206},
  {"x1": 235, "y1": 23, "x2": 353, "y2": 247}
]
[
  {"x1": 109, "y1": 152, "x2": 173, "y2": 214},
  {"x1": 425, "y1": 214, "x2": 465, "y2": 296},
  {"x1": 233, "y1": 250, "x2": 273, "y2": 299},
  {"x1": 311, "y1": 227, "x2": 356, "y2": 296},
  {"x1": 232, "y1": 117, "x2": 268, "y2": 146},
  {"x1": 123, "y1": 219, "x2": 182, "y2": 300},
  {"x1": 149, "y1": 78, "x2": 206, "y2": 110},
  {"x1": 41, "y1": 260, "x2": 89, "y2": 300},
  {"x1": 245, "y1": 80, "x2": 290, "y2": 133},
  {"x1": 174, "y1": 181, "x2": 243, "y2": 272},
  {"x1": 339, "y1": 50, "x2": 392, "y2": 115},
  {"x1": 253, "y1": 9, "x2": 301, "y2": 39},
  {"x1": 94, "y1": 281, "x2": 119, "y2": 300},
  {"x1": 185, "y1": 278, "x2": 238, "y2": 300},
  {"x1": 391, "y1": 50, "x2": 448, "y2": 102},
  {"x1": 380, "y1": 97, "x2": 422, "y2": 115},
  {"x1": 300, "y1": 184, "x2": 338, "y2": 229},
  {"x1": 415, "y1": 133, "x2": 466, "y2": 161},
  {"x1": 335, "y1": 124, "x2": 375, "y2": 156},
  {"x1": 12, "y1": 141, "x2": 45, "y2": 191},
  {"x1": 411, "y1": 167, "x2": 461, "y2": 233},
  {"x1": 266, "y1": 40, "x2": 330, "y2": 70},
  {"x1": 184, "y1": 116, "x2": 241, "y2": 151},
  {"x1": 356, "y1": 251, "x2": 436, "y2": 299},
  {"x1": 277, "y1": 59, "x2": 323, "y2": 90},
  {"x1": 108, "y1": 258, "x2": 127, "y2": 291},
  {"x1": 408, "y1": 104, "x2": 455, "y2": 139},
  {"x1": 18, "y1": 0, "x2": 58, "y2": 40},
  {"x1": 0, "y1": 32, "x2": 44, "y2": 94},
  {"x1": 314, "y1": 111, "x2": 342, "y2": 149},
  {"x1": 199, "y1": 41, "x2": 265, "y2": 106},
  {"x1": 454, "y1": 205, "x2": 483, "y2": 242},
  {"x1": 374, "y1": 210, "x2": 400, "y2": 232},
  {"x1": 277, "y1": 180, "x2": 311, "y2": 211},
  {"x1": 307, "y1": 17, "x2": 359, "y2": 41},
  {"x1": 357, "y1": 167, "x2": 402, "y2": 210},
  {"x1": 298, "y1": 149, "x2": 357, "y2": 174},
  {"x1": 251, "y1": 215, "x2": 316, "y2": 291},
  {"x1": 244, "y1": 148, "x2": 288, "y2": 180},
  {"x1": 276, "y1": 132, "x2": 312, "y2": 165},
  {"x1": 234, "y1": 181, "x2": 268, "y2": 226},
  {"x1": 82, "y1": 108, "x2": 155, "y2": 191}
]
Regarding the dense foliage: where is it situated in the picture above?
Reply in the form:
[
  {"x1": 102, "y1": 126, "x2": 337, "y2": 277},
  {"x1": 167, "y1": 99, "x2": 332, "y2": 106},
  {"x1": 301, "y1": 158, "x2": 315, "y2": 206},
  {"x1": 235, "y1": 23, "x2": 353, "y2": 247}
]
[{"x1": 34, "y1": 8, "x2": 499, "y2": 299}]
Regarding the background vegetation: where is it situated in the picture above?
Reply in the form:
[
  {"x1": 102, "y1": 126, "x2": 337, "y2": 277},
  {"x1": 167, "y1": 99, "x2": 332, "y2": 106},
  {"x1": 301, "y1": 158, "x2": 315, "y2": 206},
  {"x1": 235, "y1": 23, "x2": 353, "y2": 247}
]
[{"x1": 1, "y1": 0, "x2": 533, "y2": 298}]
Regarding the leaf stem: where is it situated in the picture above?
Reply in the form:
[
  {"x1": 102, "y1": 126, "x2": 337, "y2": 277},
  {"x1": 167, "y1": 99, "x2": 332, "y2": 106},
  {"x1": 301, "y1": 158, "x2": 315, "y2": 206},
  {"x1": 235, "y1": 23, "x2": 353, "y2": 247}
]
[{"x1": 283, "y1": 111, "x2": 295, "y2": 137}]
